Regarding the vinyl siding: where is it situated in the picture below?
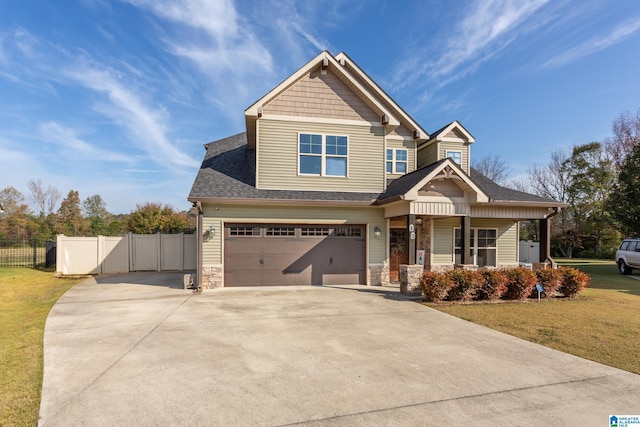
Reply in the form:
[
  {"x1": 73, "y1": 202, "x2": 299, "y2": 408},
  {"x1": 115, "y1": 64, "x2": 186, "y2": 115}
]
[
  {"x1": 417, "y1": 143, "x2": 438, "y2": 168},
  {"x1": 440, "y1": 141, "x2": 470, "y2": 173},
  {"x1": 431, "y1": 217, "x2": 518, "y2": 267},
  {"x1": 257, "y1": 117, "x2": 385, "y2": 192},
  {"x1": 472, "y1": 218, "x2": 519, "y2": 266},
  {"x1": 432, "y1": 217, "x2": 459, "y2": 265},
  {"x1": 201, "y1": 204, "x2": 386, "y2": 266}
]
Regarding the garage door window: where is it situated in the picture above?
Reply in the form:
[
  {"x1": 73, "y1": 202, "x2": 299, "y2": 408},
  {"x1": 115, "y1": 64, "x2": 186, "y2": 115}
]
[
  {"x1": 335, "y1": 227, "x2": 363, "y2": 237},
  {"x1": 229, "y1": 226, "x2": 260, "y2": 236},
  {"x1": 266, "y1": 226, "x2": 295, "y2": 236},
  {"x1": 301, "y1": 227, "x2": 331, "y2": 236}
]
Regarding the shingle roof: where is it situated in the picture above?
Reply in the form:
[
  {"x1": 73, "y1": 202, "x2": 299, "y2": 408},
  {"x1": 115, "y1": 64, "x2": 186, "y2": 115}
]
[
  {"x1": 188, "y1": 133, "x2": 379, "y2": 203},
  {"x1": 189, "y1": 133, "x2": 561, "y2": 207}
]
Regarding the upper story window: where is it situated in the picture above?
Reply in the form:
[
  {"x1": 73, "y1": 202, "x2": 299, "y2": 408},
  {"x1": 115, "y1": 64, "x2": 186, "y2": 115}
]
[
  {"x1": 386, "y1": 149, "x2": 408, "y2": 174},
  {"x1": 446, "y1": 150, "x2": 462, "y2": 165},
  {"x1": 299, "y1": 133, "x2": 348, "y2": 177}
]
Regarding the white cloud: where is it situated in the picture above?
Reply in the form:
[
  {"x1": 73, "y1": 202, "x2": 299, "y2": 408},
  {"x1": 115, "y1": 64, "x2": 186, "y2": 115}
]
[
  {"x1": 37, "y1": 121, "x2": 135, "y2": 163},
  {"x1": 541, "y1": 16, "x2": 640, "y2": 69},
  {"x1": 393, "y1": 0, "x2": 549, "y2": 91},
  {"x1": 64, "y1": 63, "x2": 198, "y2": 170}
]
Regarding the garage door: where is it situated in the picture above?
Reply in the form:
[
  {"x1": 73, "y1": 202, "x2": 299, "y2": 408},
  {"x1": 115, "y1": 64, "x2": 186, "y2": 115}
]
[{"x1": 224, "y1": 224, "x2": 366, "y2": 286}]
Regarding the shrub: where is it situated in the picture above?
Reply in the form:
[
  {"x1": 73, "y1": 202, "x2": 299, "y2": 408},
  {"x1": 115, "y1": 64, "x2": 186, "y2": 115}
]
[
  {"x1": 503, "y1": 267, "x2": 537, "y2": 300},
  {"x1": 476, "y1": 269, "x2": 508, "y2": 301},
  {"x1": 445, "y1": 269, "x2": 481, "y2": 301},
  {"x1": 421, "y1": 271, "x2": 454, "y2": 302},
  {"x1": 558, "y1": 267, "x2": 590, "y2": 298},
  {"x1": 533, "y1": 268, "x2": 563, "y2": 298}
]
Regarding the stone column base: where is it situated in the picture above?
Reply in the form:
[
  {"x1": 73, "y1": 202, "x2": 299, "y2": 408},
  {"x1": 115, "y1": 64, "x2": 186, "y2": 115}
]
[
  {"x1": 368, "y1": 264, "x2": 390, "y2": 286},
  {"x1": 399, "y1": 264, "x2": 424, "y2": 296},
  {"x1": 201, "y1": 265, "x2": 223, "y2": 289}
]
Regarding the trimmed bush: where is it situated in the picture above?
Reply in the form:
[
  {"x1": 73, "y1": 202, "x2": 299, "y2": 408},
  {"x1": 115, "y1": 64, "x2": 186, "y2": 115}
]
[
  {"x1": 477, "y1": 269, "x2": 508, "y2": 301},
  {"x1": 421, "y1": 270, "x2": 454, "y2": 302},
  {"x1": 533, "y1": 268, "x2": 563, "y2": 298},
  {"x1": 558, "y1": 267, "x2": 590, "y2": 298},
  {"x1": 446, "y1": 269, "x2": 481, "y2": 301},
  {"x1": 503, "y1": 267, "x2": 537, "y2": 300}
]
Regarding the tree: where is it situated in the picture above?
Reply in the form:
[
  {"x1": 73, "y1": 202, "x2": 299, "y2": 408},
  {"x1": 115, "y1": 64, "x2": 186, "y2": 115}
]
[
  {"x1": 0, "y1": 186, "x2": 32, "y2": 239},
  {"x1": 83, "y1": 194, "x2": 112, "y2": 236},
  {"x1": 125, "y1": 202, "x2": 190, "y2": 234},
  {"x1": 563, "y1": 142, "x2": 616, "y2": 257},
  {"x1": 605, "y1": 108, "x2": 640, "y2": 173},
  {"x1": 527, "y1": 149, "x2": 575, "y2": 257},
  {"x1": 472, "y1": 153, "x2": 510, "y2": 184},
  {"x1": 57, "y1": 190, "x2": 83, "y2": 236},
  {"x1": 608, "y1": 142, "x2": 640, "y2": 237},
  {"x1": 27, "y1": 179, "x2": 60, "y2": 217}
]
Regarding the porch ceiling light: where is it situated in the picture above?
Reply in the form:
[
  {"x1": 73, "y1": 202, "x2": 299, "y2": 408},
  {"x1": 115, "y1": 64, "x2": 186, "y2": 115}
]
[
  {"x1": 374, "y1": 226, "x2": 382, "y2": 237},
  {"x1": 415, "y1": 218, "x2": 423, "y2": 225}
]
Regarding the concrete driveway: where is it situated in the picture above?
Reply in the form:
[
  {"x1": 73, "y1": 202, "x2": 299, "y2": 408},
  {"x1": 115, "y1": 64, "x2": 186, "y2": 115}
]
[{"x1": 40, "y1": 273, "x2": 640, "y2": 426}]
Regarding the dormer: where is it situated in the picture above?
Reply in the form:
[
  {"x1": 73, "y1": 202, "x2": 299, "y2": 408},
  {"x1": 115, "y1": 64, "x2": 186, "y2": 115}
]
[{"x1": 417, "y1": 121, "x2": 475, "y2": 174}]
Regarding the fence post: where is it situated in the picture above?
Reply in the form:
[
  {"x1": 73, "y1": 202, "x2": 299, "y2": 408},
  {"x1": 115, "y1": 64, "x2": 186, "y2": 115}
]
[{"x1": 32, "y1": 238, "x2": 37, "y2": 268}]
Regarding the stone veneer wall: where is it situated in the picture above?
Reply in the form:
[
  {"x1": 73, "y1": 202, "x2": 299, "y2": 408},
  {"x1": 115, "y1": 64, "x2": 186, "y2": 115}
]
[
  {"x1": 201, "y1": 265, "x2": 223, "y2": 289},
  {"x1": 399, "y1": 264, "x2": 424, "y2": 295},
  {"x1": 368, "y1": 264, "x2": 390, "y2": 286}
]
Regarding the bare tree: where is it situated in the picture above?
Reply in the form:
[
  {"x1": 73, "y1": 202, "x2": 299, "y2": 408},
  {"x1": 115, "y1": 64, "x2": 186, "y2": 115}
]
[
  {"x1": 472, "y1": 153, "x2": 510, "y2": 184},
  {"x1": 27, "y1": 179, "x2": 61, "y2": 216},
  {"x1": 605, "y1": 108, "x2": 640, "y2": 172}
]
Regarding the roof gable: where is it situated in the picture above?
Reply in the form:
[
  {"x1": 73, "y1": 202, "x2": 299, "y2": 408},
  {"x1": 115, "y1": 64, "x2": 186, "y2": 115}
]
[
  {"x1": 245, "y1": 51, "x2": 399, "y2": 148},
  {"x1": 378, "y1": 158, "x2": 489, "y2": 204},
  {"x1": 419, "y1": 120, "x2": 475, "y2": 150}
]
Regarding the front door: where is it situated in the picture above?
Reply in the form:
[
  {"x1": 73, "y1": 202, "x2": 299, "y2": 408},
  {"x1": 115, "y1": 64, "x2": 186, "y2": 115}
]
[{"x1": 389, "y1": 228, "x2": 408, "y2": 282}]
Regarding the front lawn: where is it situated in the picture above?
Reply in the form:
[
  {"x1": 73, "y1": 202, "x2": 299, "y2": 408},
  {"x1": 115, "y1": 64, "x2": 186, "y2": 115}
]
[
  {"x1": 0, "y1": 269, "x2": 84, "y2": 426},
  {"x1": 428, "y1": 259, "x2": 640, "y2": 374}
]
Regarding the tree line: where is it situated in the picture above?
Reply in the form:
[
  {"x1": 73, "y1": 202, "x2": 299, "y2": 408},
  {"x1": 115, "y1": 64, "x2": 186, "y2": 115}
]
[
  {"x1": 0, "y1": 181, "x2": 195, "y2": 241},
  {"x1": 474, "y1": 108, "x2": 640, "y2": 259}
]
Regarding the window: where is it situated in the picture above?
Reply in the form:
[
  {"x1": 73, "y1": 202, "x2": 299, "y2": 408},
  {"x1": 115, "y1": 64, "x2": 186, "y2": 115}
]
[
  {"x1": 299, "y1": 133, "x2": 348, "y2": 177},
  {"x1": 266, "y1": 227, "x2": 295, "y2": 236},
  {"x1": 229, "y1": 226, "x2": 260, "y2": 236},
  {"x1": 335, "y1": 227, "x2": 363, "y2": 237},
  {"x1": 446, "y1": 150, "x2": 462, "y2": 165},
  {"x1": 301, "y1": 227, "x2": 330, "y2": 236},
  {"x1": 386, "y1": 149, "x2": 408, "y2": 174},
  {"x1": 454, "y1": 228, "x2": 497, "y2": 267}
]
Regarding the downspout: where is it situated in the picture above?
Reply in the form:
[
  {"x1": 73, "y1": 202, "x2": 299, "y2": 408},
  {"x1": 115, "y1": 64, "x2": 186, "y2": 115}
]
[{"x1": 194, "y1": 201, "x2": 203, "y2": 288}]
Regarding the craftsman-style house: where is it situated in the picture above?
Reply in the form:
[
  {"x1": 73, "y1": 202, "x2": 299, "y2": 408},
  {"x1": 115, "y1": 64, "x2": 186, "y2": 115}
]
[{"x1": 188, "y1": 51, "x2": 562, "y2": 290}]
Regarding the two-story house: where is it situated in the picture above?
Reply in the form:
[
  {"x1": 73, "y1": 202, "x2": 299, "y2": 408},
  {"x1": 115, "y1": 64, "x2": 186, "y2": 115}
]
[{"x1": 188, "y1": 51, "x2": 563, "y2": 291}]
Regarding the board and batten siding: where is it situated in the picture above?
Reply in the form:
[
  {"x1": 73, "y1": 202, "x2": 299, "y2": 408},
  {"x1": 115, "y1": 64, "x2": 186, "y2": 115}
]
[
  {"x1": 201, "y1": 204, "x2": 386, "y2": 266},
  {"x1": 386, "y1": 138, "x2": 417, "y2": 175},
  {"x1": 257, "y1": 118, "x2": 385, "y2": 193},
  {"x1": 431, "y1": 217, "x2": 519, "y2": 267}
]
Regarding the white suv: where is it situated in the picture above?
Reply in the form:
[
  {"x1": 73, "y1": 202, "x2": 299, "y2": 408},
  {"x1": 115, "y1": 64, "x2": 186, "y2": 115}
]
[{"x1": 615, "y1": 239, "x2": 640, "y2": 275}]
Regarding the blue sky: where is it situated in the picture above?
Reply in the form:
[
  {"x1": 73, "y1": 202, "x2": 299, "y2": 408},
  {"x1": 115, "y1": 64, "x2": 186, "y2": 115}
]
[{"x1": 1, "y1": 0, "x2": 639, "y2": 214}]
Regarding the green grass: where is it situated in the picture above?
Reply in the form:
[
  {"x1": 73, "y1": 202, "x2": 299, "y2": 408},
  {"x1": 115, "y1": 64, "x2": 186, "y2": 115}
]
[
  {"x1": 429, "y1": 259, "x2": 640, "y2": 374},
  {"x1": 0, "y1": 268, "x2": 84, "y2": 426}
]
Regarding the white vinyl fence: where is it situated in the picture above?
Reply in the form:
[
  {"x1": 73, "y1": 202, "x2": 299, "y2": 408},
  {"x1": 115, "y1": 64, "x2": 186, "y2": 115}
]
[
  {"x1": 519, "y1": 240, "x2": 540, "y2": 264},
  {"x1": 57, "y1": 233, "x2": 196, "y2": 275}
]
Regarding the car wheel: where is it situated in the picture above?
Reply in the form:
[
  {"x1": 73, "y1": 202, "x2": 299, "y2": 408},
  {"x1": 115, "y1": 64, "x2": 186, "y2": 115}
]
[{"x1": 618, "y1": 260, "x2": 632, "y2": 275}]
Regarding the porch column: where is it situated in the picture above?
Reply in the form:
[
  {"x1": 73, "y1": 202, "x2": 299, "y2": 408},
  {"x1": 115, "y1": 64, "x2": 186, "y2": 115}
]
[
  {"x1": 408, "y1": 214, "x2": 416, "y2": 265},
  {"x1": 461, "y1": 215, "x2": 471, "y2": 265},
  {"x1": 540, "y1": 218, "x2": 551, "y2": 263}
]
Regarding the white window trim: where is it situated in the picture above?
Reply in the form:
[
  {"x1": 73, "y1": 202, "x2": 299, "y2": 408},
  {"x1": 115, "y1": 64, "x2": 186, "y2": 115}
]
[
  {"x1": 386, "y1": 148, "x2": 408, "y2": 175},
  {"x1": 446, "y1": 150, "x2": 462, "y2": 165},
  {"x1": 298, "y1": 132, "x2": 349, "y2": 177},
  {"x1": 453, "y1": 227, "x2": 498, "y2": 267}
]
